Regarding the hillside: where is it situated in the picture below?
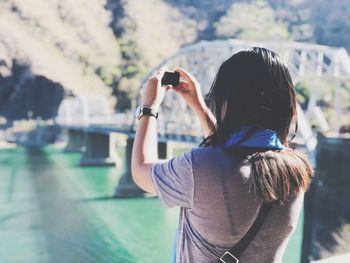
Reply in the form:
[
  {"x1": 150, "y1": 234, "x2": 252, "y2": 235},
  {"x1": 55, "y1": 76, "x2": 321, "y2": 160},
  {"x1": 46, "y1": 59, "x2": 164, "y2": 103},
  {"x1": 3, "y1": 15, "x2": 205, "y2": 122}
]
[
  {"x1": 0, "y1": 0, "x2": 196, "y2": 117},
  {"x1": 106, "y1": 0, "x2": 197, "y2": 109},
  {"x1": 0, "y1": 0, "x2": 349, "y2": 118},
  {"x1": 0, "y1": 0, "x2": 120, "y2": 97}
]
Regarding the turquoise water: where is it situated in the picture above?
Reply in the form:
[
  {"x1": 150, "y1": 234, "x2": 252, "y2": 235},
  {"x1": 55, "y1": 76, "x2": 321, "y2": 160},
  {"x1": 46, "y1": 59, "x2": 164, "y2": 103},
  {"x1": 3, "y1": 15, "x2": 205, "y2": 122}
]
[{"x1": 0, "y1": 146, "x2": 303, "y2": 263}]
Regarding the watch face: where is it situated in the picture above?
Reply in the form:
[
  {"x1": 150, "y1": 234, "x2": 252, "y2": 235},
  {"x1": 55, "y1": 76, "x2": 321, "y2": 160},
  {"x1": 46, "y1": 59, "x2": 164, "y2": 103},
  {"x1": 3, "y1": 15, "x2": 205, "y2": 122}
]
[{"x1": 134, "y1": 106, "x2": 142, "y2": 119}]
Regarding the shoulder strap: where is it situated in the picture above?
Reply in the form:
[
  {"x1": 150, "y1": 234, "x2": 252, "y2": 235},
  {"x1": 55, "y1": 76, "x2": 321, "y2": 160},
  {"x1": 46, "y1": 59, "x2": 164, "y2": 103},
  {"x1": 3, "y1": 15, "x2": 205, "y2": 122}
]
[
  {"x1": 216, "y1": 147, "x2": 273, "y2": 263},
  {"x1": 216, "y1": 202, "x2": 273, "y2": 263}
]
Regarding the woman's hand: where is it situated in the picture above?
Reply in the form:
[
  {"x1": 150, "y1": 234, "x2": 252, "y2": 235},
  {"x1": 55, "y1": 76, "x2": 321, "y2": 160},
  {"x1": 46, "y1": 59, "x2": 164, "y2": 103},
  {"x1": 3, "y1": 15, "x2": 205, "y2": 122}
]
[
  {"x1": 141, "y1": 70, "x2": 169, "y2": 111},
  {"x1": 171, "y1": 68, "x2": 207, "y2": 113},
  {"x1": 172, "y1": 68, "x2": 216, "y2": 137}
]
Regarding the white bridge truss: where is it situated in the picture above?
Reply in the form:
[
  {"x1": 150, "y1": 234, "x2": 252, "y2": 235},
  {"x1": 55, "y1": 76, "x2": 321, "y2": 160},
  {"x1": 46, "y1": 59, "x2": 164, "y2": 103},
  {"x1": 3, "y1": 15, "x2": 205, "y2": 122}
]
[{"x1": 141, "y1": 39, "x2": 350, "y2": 150}]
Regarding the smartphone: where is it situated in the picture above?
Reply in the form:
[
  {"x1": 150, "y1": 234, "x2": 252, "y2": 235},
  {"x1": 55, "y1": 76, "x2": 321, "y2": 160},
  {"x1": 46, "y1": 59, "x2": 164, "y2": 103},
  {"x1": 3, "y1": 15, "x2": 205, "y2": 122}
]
[{"x1": 161, "y1": 71, "x2": 180, "y2": 87}]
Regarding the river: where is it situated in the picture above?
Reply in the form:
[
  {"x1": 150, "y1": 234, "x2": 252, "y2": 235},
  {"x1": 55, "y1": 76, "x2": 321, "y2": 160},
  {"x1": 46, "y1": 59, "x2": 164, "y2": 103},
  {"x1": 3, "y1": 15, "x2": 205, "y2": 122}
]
[{"x1": 0, "y1": 145, "x2": 303, "y2": 263}]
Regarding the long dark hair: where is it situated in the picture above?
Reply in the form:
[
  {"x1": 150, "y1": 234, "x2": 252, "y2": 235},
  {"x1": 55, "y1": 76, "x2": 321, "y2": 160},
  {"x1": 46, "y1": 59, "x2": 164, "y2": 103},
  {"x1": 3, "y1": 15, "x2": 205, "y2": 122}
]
[{"x1": 202, "y1": 47, "x2": 313, "y2": 204}]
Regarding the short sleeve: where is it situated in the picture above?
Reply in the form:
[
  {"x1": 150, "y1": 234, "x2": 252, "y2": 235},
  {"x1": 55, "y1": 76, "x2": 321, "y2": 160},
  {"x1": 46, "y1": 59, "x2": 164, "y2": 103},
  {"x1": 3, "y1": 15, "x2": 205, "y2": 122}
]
[{"x1": 150, "y1": 150, "x2": 194, "y2": 208}]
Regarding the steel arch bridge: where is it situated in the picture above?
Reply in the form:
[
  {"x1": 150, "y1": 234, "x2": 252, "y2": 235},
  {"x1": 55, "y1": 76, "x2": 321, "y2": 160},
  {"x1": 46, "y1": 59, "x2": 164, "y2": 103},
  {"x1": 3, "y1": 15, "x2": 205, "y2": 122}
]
[{"x1": 140, "y1": 39, "x2": 350, "y2": 150}]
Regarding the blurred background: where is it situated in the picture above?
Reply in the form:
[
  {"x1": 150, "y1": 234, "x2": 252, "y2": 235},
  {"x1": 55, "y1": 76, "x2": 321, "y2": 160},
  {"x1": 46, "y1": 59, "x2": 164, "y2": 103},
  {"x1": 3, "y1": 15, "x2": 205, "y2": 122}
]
[{"x1": 0, "y1": 0, "x2": 349, "y2": 263}]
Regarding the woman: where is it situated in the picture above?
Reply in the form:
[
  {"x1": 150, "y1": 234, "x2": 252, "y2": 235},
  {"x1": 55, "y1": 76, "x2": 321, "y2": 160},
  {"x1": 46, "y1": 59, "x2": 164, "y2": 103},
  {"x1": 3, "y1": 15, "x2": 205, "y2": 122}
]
[{"x1": 131, "y1": 47, "x2": 313, "y2": 263}]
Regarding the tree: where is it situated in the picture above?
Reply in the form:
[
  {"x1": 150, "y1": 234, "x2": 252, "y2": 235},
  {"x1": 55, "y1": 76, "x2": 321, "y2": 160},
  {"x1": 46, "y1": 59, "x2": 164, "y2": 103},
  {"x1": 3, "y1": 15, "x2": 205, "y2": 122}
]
[
  {"x1": 214, "y1": 0, "x2": 290, "y2": 41},
  {"x1": 309, "y1": 0, "x2": 350, "y2": 51}
]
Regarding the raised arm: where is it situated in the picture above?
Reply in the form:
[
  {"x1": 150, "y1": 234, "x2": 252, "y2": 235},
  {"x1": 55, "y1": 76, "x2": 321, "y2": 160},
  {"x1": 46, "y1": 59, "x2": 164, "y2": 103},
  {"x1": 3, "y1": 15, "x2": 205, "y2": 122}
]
[
  {"x1": 172, "y1": 68, "x2": 216, "y2": 138},
  {"x1": 131, "y1": 73, "x2": 166, "y2": 195},
  {"x1": 192, "y1": 102, "x2": 216, "y2": 139},
  {"x1": 131, "y1": 68, "x2": 216, "y2": 194}
]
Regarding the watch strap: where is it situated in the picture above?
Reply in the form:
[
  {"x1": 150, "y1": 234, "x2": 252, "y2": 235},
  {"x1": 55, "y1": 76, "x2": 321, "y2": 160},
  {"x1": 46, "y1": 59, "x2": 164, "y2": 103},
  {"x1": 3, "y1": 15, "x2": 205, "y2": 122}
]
[{"x1": 139, "y1": 106, "x2": 158, "y2": 119}]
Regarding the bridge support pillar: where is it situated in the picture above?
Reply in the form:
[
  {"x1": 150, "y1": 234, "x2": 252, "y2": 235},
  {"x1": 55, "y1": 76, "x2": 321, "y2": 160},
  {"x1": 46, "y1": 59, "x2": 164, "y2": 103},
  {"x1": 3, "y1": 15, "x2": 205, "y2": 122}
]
[
  {"x1": 301, "y1": 133, "x2": 350, "y2": 262},
  {"x1": 158, "y1": 140, "x2": 174, "y2": 159},
  {"x1": 80, "y1": 132, "x2": 117, "y2": 166},
  {"x1": 114, "y1": 138, "x2": 174, "y2": 197},
  {"x1": 64, "y1": 129, "x2": 86, "y2": 153},
  {"x1": 114, "y1": 137, "x2": 146, "y2": 197}
]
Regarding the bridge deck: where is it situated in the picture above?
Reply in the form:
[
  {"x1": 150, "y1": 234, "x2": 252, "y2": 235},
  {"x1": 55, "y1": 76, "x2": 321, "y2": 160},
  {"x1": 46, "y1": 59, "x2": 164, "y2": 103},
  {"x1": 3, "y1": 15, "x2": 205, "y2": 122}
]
[{"x1": 0, "y1": 146, "x2": 303, "y2": 263}]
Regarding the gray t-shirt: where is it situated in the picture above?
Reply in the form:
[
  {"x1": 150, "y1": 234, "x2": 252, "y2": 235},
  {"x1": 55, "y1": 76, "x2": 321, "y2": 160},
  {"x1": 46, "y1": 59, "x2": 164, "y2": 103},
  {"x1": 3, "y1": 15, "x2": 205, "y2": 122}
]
[{"x1": 151, "y1": 146, "x2": 304, "y2": 263}]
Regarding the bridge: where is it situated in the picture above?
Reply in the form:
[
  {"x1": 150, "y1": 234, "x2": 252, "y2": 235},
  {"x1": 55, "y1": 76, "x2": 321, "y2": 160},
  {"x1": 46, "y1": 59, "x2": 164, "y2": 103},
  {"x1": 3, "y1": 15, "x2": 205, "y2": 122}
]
[{"x1": 54, "y1": 38, "x2": 350, "y2": 196}]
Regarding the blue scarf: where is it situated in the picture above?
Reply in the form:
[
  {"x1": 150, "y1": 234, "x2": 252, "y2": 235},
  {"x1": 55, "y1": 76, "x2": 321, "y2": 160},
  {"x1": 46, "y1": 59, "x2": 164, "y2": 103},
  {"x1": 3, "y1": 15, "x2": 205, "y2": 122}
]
[{"x1": 223, "y1": 127, "x2": 284, "y2": 150}]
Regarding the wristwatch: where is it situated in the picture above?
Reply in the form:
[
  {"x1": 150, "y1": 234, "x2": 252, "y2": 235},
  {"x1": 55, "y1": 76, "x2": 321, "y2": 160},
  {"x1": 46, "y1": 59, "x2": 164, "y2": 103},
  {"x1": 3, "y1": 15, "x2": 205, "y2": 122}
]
[{"x1": 135, "y1": 106, "x2": 159, "y2": 120}]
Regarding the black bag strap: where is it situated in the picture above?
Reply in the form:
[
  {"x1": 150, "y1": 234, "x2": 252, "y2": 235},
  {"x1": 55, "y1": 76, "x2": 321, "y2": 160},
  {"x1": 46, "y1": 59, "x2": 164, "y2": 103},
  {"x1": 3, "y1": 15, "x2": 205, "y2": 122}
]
[{"x1": 215, "y1": 202, "x2": 273, "y2": 263}]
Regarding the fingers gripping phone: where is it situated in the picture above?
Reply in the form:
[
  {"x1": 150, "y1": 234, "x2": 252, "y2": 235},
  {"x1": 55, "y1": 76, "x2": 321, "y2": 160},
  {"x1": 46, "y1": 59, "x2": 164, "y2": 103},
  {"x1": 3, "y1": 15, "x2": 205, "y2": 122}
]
[{"x1": 161, "y1": 71, "x2": 180, "y2": 87}]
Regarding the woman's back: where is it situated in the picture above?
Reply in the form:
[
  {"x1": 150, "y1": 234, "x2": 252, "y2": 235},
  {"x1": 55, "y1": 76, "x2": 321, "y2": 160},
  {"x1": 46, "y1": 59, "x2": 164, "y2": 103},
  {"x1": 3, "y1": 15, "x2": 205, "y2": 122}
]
[
  {"x1": 151, "y1": 146, "x2": 304, "y2": 263},
  {"x1": 133, "y1": 47, "x2": 313, "y2": 263}
]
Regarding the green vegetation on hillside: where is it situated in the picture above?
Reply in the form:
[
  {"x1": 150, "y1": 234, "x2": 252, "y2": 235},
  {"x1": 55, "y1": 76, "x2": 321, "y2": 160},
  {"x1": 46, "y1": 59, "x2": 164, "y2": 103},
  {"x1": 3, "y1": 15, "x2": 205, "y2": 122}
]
[
  {"x1": 0, "y1": 0, "x2": 349, "y2": 115},
  {"x1": 214, "y1": 0, "x2": 290, "y2": 40},
  {"x1": 106, "y1": 0, "x2": 196, "y2": 110},
  {"x1": 0, "y1": 0, "x2": 120, "y2": 102}
]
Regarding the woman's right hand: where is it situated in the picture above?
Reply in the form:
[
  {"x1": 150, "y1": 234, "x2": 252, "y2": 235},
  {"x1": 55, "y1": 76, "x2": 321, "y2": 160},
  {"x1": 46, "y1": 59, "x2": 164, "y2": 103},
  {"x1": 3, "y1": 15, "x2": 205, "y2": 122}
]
[
  {"x1": 170, "y1": 68, "x2": 216, "y2": 137},
  {"x1": 171, "y1": 68, "x2": 207, "y2": 113}
]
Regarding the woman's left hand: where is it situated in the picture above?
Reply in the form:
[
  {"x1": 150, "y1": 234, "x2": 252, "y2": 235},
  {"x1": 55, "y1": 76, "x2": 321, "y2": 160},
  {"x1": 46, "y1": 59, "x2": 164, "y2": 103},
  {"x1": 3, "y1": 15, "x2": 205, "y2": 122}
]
[{"x1": 142, "y1": 70, "x2": 169, "y2": 111}]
